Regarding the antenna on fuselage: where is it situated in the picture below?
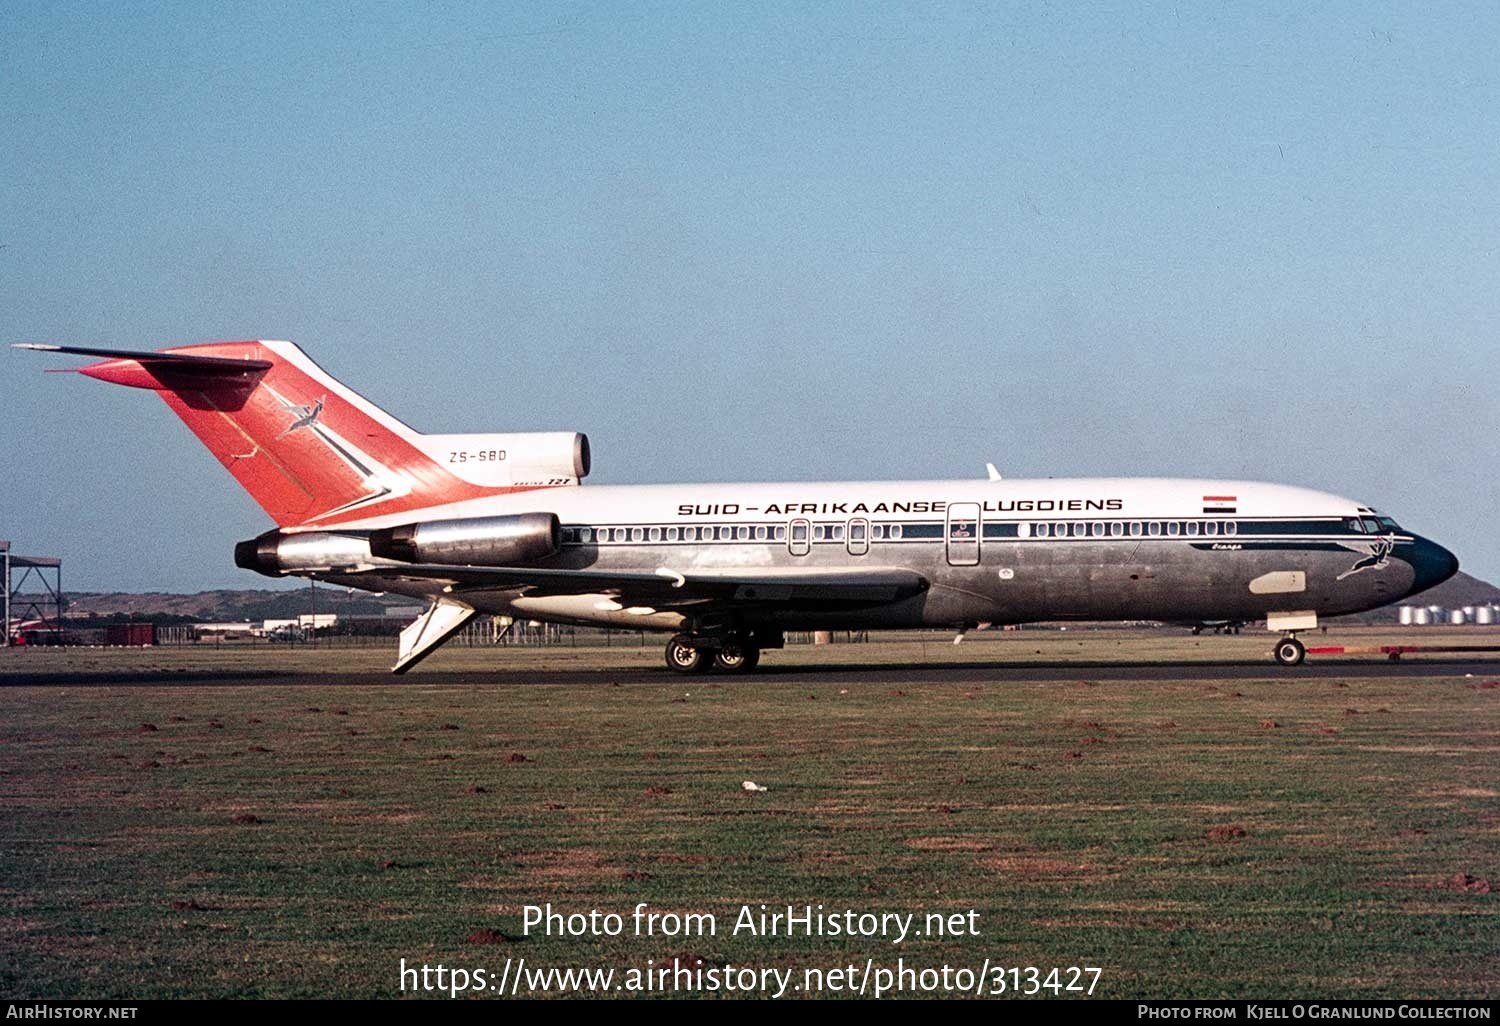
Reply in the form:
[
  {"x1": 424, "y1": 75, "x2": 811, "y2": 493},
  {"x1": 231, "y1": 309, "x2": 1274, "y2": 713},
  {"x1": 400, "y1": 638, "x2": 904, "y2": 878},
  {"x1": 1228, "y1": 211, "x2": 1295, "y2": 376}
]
[{"x1": 985, "y1": 463, "x2": 1002, "y2": 481}]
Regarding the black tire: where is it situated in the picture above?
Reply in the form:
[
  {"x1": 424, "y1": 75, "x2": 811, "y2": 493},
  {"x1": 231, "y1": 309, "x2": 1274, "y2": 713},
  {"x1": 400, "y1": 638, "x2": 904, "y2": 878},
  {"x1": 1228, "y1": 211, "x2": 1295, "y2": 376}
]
[
  {"x1": 665, "y1": 636, "x2": 708, "y2": 674},
  {"x1": 1273, "y1": 637, "x2": 1306, "y2": 667},
  {"x1": 713, "y1": 641, "x2": 761, "y2": 674}
]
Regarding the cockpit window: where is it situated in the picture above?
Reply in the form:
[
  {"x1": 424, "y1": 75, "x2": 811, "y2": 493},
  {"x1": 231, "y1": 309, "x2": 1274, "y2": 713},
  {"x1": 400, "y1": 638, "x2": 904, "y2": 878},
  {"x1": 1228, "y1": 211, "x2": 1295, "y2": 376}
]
[
  {"x1": 1377, "y1": 516, "x2": 1400, "y2": 531},
  {"x1": 1361, "y1": 517, "x2": 1382, "y2": 534},
  {"x1": 1348, "y1": 519, "x2": 1366, "y2": 533}
]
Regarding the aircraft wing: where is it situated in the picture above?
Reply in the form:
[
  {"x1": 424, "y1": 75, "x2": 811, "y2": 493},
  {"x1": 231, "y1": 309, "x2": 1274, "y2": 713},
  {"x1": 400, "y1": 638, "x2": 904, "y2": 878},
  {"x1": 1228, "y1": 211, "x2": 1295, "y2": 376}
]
[{"x1": 343, "y1": 563, "x2": 929, "y2": 607}]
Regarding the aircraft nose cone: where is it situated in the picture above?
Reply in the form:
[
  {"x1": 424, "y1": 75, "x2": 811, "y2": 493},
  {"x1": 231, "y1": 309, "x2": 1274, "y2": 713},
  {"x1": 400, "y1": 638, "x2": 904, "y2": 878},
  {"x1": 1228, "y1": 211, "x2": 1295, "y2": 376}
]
[{"x1": 1407, "y1": 537, "x2": 1460, "y2": 598}]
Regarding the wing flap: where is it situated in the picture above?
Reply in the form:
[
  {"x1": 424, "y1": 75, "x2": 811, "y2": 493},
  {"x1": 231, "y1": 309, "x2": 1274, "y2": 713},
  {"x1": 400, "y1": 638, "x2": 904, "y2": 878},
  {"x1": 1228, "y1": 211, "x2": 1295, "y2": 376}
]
[{"x1": 343, "y1": 563, "x2": 928, "y2": 608}]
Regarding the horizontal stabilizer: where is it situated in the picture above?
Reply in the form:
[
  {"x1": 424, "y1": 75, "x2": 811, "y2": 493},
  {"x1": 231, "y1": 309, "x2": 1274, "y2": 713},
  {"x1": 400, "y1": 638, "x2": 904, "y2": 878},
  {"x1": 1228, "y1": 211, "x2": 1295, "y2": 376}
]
[{"x1": 14, "y1": 343, "x2": 273, "y2": 374}]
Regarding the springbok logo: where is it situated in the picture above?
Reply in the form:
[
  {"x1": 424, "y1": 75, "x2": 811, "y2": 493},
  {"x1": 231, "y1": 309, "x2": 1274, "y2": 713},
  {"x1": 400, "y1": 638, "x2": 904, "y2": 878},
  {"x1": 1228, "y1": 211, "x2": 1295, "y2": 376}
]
[
  {"x1": 1337, "y1": 535, "x2": 1394, "y2": 581},
  {"x1": 262, "y1": 385, "x2": 408, "y2": 520},
  {"x1": 276, "y1": 395, "x2": 325, "y2": 438}
]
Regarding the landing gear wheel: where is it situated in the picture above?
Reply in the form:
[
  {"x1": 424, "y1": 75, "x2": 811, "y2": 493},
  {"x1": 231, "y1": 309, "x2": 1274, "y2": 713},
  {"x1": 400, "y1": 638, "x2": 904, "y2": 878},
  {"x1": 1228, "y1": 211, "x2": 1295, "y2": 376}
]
[
  {"x1": 665, "y1": 636, "x2": 708, "y2": 674},
  {"x1": 1273, "y1": 637, "x2": 1306, "y2": 667},
  {"x1": 713, "y1": 641, "x2": 761, "y2": 674}
]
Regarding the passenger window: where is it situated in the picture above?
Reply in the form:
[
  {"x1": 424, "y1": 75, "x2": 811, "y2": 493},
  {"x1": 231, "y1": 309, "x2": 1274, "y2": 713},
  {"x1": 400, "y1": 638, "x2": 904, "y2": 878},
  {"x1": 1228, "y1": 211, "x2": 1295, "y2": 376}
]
[
  {"x1": 667, "y1": 526, "x2": 679, "y2": 541},
  {"x1": 1092, "y1": 522, "x2": 1105, "y2": 537},
  {"x1": 1204, "y1": 521, "x2": 1217, "y2": 536},
  {"x1": 791, "y1": 522, "x2": 808, "y2": 541},
  {"x1": 631, "y1": 527, "x2": 644, "y2": 542},
  {"x1": 648, "y1": 527, "x2": 661, "y2": 542},
  {"x1": 1110, "y1": 522, "x2": 1124, "y2": 537},
  {"x1": 719, "y1": 526, "x2": 733, "y2": 541},
  {"x1": 1186, "y1": 522, "x2": 1199, "y2": 537},
  {"x1": 1167, "y1": 522, "x2": 1180, "y2": 537},
  {"x1": 755, "y1": 525, "x2": 767, "y2": 541},
  {"x1": 890, "y1": 524, "x2": 903, "y2": 540},
  {"x1": 579, "y1": 528, "x2": 592, "y2": 542},
  {"x1": 1147, "y1": 522, "x2": 1160, "y2": 536},
  {"x1": 1130, "y1": 522, "x2": 1142, "y2": 537},
  {"x1": 737, "y1": 525, "x2": 750, "y2": 541},
  {"x1": 1055, "y1": 522, "x2": 1067, "y2": 537},
  {"x1": 1225, "y1": 521, "x2": 1237, "y2": 536},
  {"x1": 814, "y1": 525, "x2": 825, "y2": 541},
  {"x1": 1035, "y1": 522, "x2": 1048, "y2": 538},
  {"x1": 683, "y1": 526, "x2": 696, "y2": 541},
  {"x1": 850, "y1": 521, "x2": 866, "y2": 541},
  {"x1": 775, "y1": 525, "x2": 786, "y2": 541},
  {"x1": 832, "y1": 524, "x2": 844, "y2": 541}
]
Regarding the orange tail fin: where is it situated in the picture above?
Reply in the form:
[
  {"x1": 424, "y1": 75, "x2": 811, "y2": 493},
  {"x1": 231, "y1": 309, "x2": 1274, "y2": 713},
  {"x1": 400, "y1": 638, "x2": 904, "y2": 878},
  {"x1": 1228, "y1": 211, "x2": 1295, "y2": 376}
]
[{"x1": 18, "y1": 341, "x2": 587, "y2": 528}]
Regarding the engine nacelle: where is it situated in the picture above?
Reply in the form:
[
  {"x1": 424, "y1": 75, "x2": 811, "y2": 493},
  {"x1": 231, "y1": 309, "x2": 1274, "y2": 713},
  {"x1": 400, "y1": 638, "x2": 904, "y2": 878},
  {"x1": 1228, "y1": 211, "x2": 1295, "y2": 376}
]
[
  {"x1": 234, "y1": 530, "x2": 374, "y2": 577},
  {"x1": 367, "y1": 513, "x2": 560, "y2": 566}
]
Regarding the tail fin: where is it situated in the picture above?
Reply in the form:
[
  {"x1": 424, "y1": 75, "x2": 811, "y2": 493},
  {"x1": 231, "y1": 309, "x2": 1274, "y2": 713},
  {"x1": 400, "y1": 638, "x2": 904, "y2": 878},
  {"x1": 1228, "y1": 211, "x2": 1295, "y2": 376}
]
[{"x1": 16, "y1": 341, "x2": 587, "y2": 528}]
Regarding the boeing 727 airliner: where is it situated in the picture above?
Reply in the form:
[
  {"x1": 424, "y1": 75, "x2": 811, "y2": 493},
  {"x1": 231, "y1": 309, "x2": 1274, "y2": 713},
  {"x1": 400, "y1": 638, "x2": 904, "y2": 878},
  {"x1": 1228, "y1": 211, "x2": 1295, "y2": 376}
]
[{"x1": 16, "y1": 341, "x2": 1459, "y2": 673}]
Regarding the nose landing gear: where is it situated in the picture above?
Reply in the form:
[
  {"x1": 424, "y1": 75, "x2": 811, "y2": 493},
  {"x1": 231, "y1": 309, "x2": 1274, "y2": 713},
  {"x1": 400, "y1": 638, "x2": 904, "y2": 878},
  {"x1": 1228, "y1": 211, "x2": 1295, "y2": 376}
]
[{"x1": 1273, "y1": 635, "x2": 1306, "y2": 666}]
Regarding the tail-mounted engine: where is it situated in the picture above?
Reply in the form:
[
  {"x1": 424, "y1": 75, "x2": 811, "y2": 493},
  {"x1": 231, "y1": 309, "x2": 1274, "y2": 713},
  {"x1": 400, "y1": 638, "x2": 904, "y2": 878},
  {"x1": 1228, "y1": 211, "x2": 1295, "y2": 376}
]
[
  {"x1": 368, "y1": 513, "x2": 559, "y2": 566},
  {"x1": 416, "y1": 432, "x2": 590, "y2": 487},
  {"x1": 235, "y1": 513, "x2": 561, "y2": 577}
]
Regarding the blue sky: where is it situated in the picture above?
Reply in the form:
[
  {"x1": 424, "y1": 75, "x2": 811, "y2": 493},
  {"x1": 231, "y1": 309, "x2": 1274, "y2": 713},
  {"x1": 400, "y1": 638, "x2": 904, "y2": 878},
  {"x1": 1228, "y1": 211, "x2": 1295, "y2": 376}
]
[{"x1": 3, "y1": 2, "x2": 1496, "y2": 591}]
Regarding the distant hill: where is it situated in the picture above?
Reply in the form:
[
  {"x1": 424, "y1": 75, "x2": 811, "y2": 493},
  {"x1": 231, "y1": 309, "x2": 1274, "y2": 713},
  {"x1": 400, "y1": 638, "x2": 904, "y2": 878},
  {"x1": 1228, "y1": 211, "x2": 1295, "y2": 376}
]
[
  {"x1": 58, "y1": 588, "x2": 410, "y2": 622},
  {"x1": 1399, "y1": 570, "x2": 1500, "y2": 610},
  {"x1": 1316, "y1": 570, "x2": 1498, "y2": 625}
]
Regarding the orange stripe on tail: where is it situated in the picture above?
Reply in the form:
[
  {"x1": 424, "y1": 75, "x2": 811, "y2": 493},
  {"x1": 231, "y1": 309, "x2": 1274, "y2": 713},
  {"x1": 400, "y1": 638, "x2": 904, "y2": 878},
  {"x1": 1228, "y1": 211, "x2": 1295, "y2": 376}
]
[{"x1": 72, "y1": 341, "x2": 550, "y2": 528}]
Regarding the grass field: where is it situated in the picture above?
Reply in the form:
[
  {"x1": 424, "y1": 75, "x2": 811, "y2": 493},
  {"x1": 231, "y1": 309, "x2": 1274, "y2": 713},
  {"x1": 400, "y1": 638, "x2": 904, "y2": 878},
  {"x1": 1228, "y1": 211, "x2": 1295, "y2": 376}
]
[
  {"x1": 4, "y1": 623, "x2": 1498, "y2": 676},
  {"x1": 2, "y1": 633, "x2": 1497, "y2": 999}
]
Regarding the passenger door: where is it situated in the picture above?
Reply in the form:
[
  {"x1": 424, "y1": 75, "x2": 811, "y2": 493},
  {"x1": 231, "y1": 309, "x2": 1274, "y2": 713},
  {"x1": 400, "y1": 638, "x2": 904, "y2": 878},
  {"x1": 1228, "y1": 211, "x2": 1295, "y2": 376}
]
[{"x1": 945, "y1": 502, "x2": 980, "y2": 566}]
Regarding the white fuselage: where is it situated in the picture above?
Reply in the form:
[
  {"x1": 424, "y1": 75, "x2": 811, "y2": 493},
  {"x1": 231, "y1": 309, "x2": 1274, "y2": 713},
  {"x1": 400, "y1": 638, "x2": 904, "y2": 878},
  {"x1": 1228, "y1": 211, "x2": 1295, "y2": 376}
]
[{"x1": 318, "y1": 476, "x2": 1445, "y2": 634}]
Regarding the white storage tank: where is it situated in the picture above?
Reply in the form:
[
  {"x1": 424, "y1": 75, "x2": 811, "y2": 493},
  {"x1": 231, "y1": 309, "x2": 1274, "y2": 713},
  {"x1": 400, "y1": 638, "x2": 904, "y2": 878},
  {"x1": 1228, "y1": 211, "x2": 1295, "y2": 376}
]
[
  {"x1": 1478, "y1": 606, "x2": 1497, "y2": 626},
  {"x1": 1414, "y1": 609, "x2": 1433, "y2": 625},
  {"x1": 1449, "y1": 609, "x2": 1468, "y2": 625},
  {"x1": 1399, "y1": 605, "x2": 1415, "y2": 626}
]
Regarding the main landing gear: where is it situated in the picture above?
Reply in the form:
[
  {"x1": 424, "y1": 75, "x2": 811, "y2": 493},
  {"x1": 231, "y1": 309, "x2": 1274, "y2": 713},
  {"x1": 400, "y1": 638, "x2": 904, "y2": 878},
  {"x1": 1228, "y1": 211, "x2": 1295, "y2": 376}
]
[
  {"x1": 665, "y1": 636, "x2": 710, "y2": 674},
  {"x1": 664, "y1": 630, "x2": 779, "y2": 675},
  {"x1": 1272, "y1": 635, "x2": 1306, "y2": 667}
]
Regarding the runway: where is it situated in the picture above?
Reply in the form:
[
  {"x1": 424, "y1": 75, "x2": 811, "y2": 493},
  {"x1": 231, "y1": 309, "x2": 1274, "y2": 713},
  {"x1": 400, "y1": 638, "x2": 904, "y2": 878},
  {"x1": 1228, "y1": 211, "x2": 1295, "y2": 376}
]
[{"x1": 8, "y1": 656, "x2": 1497, "y2": 688}]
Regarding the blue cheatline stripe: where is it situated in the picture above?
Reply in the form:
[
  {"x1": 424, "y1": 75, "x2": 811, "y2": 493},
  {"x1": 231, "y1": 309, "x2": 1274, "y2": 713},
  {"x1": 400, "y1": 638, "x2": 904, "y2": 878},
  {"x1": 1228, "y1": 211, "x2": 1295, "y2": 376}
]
[{"x1": 557, "y1": 519, "x2": 1400, "y2": 546}]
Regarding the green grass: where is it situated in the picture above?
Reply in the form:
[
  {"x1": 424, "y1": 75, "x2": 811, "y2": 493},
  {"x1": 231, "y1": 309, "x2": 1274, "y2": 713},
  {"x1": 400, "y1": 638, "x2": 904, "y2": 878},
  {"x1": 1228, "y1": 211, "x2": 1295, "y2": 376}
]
[
  {"x1": 1, "y1": 640, "x2": 1497, "y2": 999},
  {"x1": 3, "y1": 623, "x2": 1495, "y2": 678}
]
